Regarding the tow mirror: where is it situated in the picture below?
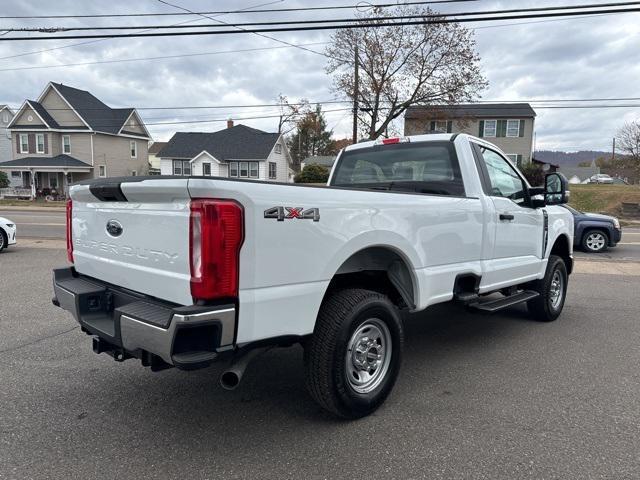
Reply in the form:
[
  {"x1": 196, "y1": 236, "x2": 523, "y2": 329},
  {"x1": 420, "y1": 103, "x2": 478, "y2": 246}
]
[{"x1": 544, "y1": 172, "x2": 569, "y2": 205}]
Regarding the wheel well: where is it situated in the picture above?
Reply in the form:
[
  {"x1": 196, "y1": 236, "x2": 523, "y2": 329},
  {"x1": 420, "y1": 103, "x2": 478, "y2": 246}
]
[
  {"x1": 550, "y1": 234, "x2": 573, "y2": 274},
  {"x1": 326, "y1": 247, "x2": 415, "y2": 310}
]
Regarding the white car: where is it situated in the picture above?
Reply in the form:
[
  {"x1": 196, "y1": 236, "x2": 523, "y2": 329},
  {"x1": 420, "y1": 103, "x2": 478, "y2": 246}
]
[
  {"x1": 0, "y1": 216, "x2": 17, "y2": 252},
  {"x1": 53, "y1": 133, "x2": 574, "y2": 418},
  {"x1": 589, "y1": 174, "x2": 614, "y2": 184}
]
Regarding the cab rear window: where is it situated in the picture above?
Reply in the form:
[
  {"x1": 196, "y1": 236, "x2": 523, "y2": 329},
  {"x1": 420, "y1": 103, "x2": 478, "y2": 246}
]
[{"x1": 331, "y1": 141, "x2": 464, "y2": 196}]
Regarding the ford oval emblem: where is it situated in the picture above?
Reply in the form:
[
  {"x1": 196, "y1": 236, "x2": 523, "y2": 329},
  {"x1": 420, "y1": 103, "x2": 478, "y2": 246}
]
[{"x1": 106, "y1": 220, "x2": 123, "y2": 238}]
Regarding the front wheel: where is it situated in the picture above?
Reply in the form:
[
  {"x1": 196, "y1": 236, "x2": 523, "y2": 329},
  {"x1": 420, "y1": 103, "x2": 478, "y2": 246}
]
[
  {"x1": 527, "y1": 255, "x2": 568, "y2": 322},
  {"x1": 304, "y1": 288, "x2": 403, "y2": 419},
  {"x1": 0, "y1": 230, "x2": 6, "y2": 252},
  {"x1": 582, "y1": 229, "x2": 608, "y2": 253}
]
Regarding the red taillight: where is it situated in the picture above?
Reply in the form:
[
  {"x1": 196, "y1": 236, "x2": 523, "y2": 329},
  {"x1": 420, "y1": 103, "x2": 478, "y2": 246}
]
[
  {"x1": 382, "y1": 137, "x2": 401, "y2": 145},
  {"x1": 66, "y1": 199, "x2": 74, "y2": 263},
  {"x1": 189, "y1": 199, "x2": 244, "y2": 301}
]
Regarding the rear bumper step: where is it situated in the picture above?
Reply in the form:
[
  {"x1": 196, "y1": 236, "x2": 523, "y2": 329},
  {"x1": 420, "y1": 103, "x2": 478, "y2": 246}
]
[{"x1": 52, "y1": 267, "x2": 236, "y2": 370}]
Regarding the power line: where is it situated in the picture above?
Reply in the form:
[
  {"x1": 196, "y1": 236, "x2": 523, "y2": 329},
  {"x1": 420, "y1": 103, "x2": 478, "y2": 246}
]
[
  {"x1": 8, "y1": 1, "x2": 640, "y2": 32},
  {"x1": 0, "y1": 1, "x2": 479, "y2": 20},
  {"x1": 0, "y1": 0, "x2": 282, "y2": 61},
  {"x1": 0, "y1": 42, "x2": 330, "y2": 73},
  {"x1": 154, "y1": 0, "x2": 339, "y2": 64},
  {"x1": 2, "y1": 6, "x2": 640, "y2": 41}
]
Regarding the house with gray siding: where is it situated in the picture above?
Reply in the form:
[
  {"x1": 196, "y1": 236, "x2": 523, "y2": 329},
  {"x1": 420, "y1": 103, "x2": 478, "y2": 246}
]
[
  {"x1": 0, "y1": 105, "x2": 16, "y2": 167},
  {"x1": 159, "y1": 120, "x2": 292, "y2": 182},
  {"x1": 0, "y1": 82, "x2": 151, "y2": 198},
  {"x1": 404, "y1": 103, "x2": 536, "y2": 166}
]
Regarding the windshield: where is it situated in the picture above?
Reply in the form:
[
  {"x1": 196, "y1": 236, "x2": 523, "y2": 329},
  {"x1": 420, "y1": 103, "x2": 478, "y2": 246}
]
[{"x1": 330, "y1": 141, "x2": 464, "y2": 196}]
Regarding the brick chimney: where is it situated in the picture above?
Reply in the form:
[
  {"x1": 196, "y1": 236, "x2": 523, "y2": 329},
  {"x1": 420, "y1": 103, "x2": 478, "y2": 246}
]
[{"x1": 227, "y1": 118, "x2": 234, "y2": 129}]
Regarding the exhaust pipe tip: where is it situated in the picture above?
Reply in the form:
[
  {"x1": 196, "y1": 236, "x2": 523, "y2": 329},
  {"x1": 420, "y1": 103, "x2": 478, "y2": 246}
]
[{"x1": 220, "y1": 371, "x2": 241, "y2": 390}]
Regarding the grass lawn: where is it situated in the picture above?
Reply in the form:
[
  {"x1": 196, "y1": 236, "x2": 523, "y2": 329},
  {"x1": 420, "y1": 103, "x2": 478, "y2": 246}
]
[{"x1": 569, "y1": 184, "x2": 640, "y2": 215}]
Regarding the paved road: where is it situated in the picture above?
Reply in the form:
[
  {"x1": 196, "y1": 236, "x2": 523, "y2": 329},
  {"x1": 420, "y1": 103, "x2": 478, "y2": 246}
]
[
  {"x1": 1, "y1": 244, "x2": 640, "y2": 479},
  {"x1": 0, "y1": 209, "x2": 65, "y2": 239}
]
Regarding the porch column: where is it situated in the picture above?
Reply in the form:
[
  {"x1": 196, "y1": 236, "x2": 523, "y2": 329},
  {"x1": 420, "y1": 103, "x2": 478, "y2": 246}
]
[{"x1": 30, "y1": 169, "x2": 36, "y2": 199}]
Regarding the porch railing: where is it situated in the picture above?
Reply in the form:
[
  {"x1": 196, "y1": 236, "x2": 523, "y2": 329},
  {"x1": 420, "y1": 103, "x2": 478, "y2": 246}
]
[{"x1": 0, "y1": 187, "x2": 33, "y2": 199}]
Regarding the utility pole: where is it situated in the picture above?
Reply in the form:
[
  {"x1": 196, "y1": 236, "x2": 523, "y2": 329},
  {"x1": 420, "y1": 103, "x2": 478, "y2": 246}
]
[
  {"x1": 612, "y1": 137, "x2": 616, "y2": 161},
  {"x1": 352, "y1": 44, "x2": 359, "y2": 144}
]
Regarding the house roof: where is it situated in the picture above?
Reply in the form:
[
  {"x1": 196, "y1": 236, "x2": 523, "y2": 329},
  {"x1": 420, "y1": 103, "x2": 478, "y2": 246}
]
[
  {"x1": 48, "y1": 82, "x2": 147, "y2": 137},
  {"x1": 158, "y1": 124, "x2": 280, "y2": 161},
  {"x1": 27, "y1": 100, "x2": 60, "y2": 128},
  {"x1": 303, "y1": 155, "x2": 336, "y2": 167},
  {"x1": 558, "y1": 166, "x2": 600, "y2": 181},
  {"x1": 0, "y1": 154, "x2": 92, "y2": 169},
  {"x1": 405, "y1": 103, "x2": 536, "y2": 119},
  {"x1": 148, "y1": 141, "x2": 168, "y2": 155}
]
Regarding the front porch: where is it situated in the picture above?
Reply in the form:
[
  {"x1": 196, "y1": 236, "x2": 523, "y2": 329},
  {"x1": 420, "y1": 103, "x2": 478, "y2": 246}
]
[{"x1": 0, "y1": 155, "x2": 93, "y2": 200}]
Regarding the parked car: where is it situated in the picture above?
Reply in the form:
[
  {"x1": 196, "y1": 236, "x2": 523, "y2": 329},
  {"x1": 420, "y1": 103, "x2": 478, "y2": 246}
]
[
  {"x1": 52, "y1": 134, "x2": 574, "y2": 419},
  {"x1": 589, "y1": 174, "x2": 614, "y2": 184},
  {"x1": 0, "y1": 216, "x2": 17, "y2": 252},
  {"x1": 562, "y1": 205, "x2": 621, "y2": 252}
]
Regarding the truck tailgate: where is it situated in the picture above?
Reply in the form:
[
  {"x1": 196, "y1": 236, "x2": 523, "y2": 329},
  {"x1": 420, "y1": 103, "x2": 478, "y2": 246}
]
[{"x1": 70, "y1": 179, "x2": 192, "y2": 305}]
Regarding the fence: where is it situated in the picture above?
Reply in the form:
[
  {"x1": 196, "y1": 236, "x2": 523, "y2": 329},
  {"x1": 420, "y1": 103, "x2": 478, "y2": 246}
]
[{"x1": 0, "y1": 187, "x2": 33, "y2": 199}]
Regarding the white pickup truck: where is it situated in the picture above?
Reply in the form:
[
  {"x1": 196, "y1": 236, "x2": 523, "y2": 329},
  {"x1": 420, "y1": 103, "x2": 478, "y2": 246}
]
[{"x1": 53, "y1": 133, "x2": 573, "y2": 418}]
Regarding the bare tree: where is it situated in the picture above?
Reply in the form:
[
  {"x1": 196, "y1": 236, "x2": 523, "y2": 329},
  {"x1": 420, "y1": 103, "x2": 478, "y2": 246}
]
[
  {"x1": 277, "y1": 94, "x2": 310, "y2": 134},
  {"x1": 616, "y1": 120, "x2": 640, "y2": 160},
  {"x1": 325, "y1": 5, "x2": 487, "y2": 140}
]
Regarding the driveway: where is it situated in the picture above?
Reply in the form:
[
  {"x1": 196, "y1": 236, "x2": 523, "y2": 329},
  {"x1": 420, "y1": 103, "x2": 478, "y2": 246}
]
[{"x1": 1, "y1": 243, "x2": 639, "y2": 478}]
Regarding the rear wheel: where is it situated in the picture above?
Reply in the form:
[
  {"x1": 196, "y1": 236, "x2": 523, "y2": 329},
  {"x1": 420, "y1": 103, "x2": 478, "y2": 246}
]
[
  {"x1": 582, "y1": 229, "x2": 608, "y2": 253},
  {"x1": 527, "y1": 255, "x2": 568, "y2": 322},
  {"x1": 304, "y1": 288, "x2": 403, "y2": 419}
]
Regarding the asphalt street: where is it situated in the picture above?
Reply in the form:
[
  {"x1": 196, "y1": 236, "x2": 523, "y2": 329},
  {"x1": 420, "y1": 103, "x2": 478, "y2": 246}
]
[{"x1": 1, "y1": 243, "x2": 640, "y2": 479}]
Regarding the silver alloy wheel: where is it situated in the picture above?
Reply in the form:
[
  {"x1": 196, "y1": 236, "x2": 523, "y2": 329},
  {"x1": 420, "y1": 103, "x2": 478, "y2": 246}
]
[
  {"x1": 345, "y1": 318, "x2": 392, "y2": 394},
  {"x1": 549, "y1": 270, "x2": 564, "y2": 310},
  {"x1": 585, "y1": 232, "x2": 606, "y2": 251}
]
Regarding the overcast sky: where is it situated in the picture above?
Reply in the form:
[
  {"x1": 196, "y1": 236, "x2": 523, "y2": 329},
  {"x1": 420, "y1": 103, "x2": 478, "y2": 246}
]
[{"x1": 0, "y1": 0, "x2": 638, "y2": 152}]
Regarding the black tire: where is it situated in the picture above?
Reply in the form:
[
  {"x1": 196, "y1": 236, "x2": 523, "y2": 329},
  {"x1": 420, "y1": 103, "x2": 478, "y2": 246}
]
[
  {"x1": 304, "y1": 288, "x2": 403, "y2": 419},
  {"x1": 581, "y1": 229, "x2": 608, "y2": 253},
  {"x1": 527, "y1": 255, "x2": 568, "y2": 322},
  {"x1": 0, "y1": 230, "x2": 6, "y2": 252}
]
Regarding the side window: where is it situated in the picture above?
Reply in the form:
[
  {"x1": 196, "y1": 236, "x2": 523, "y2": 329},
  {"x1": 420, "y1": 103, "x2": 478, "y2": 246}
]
[{"x1": 478, "y1": 147, "x2": 526, "y2": 204}]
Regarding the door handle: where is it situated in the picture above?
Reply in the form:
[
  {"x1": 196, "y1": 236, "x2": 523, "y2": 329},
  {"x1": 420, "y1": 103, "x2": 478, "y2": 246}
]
[{"x1": 499, "y1": 213, "x2": 515, "y2": 221}]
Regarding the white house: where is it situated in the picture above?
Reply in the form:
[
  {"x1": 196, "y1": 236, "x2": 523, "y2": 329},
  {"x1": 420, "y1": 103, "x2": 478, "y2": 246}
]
[{"x1": 158, "y1": 121, "x2": 292, "y2": 182}]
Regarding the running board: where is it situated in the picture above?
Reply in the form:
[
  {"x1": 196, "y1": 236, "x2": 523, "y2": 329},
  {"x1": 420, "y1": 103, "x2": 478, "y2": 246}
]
[{"x1": 468, "y1": 290, "x2": 539, "y2": 313}]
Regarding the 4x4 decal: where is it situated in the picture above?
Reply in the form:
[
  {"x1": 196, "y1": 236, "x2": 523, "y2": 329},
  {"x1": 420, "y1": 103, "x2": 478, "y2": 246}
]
[{"x1": 264, "y1": 206, "x2": 320, "y2": 222}]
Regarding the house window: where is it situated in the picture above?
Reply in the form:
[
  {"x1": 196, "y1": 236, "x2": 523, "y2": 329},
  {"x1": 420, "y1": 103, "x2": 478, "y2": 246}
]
[
  {"x1": 19, "y1": 134, "x2": 28, "y2": 153},
  {"x1": 274, "y1": 143, "x2": 282, "y2": 154},
  {"x1": 483, "y1": 120, "x2": 497, "y2": 137},
  {"x1": 130, "y1": 141, "x2": 137, "y2": 158},
  {"x1": 269, "y1": 162, "x2": 277, "y2": 179},
  {"x1": 2, "y1": 112, "x2": 8, "y2": 123},
  {"x1": 229, "y1": 162, "x2": 238, "y2": 177},
  {"x1": 202, "y1": 162, "x2": 211, "y2": 176},
  {"x1": 506, "y1": 119, "x2": 520, "y2": 137},
  {"x1": 131, "y1": 170, "x2": 137, "y2": 176},
  {"x1": 62, "y1": 135, "x2": 71, "y2": 154},
  {"x1": 172, "y1": 159, "x2": 191, "y2": 176},
  {"x1": 50, "y1": 174, "x2": 58, "y2": 189},
  {"x1": 11, "y1": 171, "x2": 21, "y2": 178},
  {"x1": 249, "y1": 162, "x2": 258, "y2": 178},
  {"x1": 506, "y1": 154, "x2": 523, "y2": 166},
  {"x1": 99, "y1": 165, "x2": 106, "y2": 177},
  {"x1": 36, "y1": 134, "x2": 45, "y2": 153},
  {"x1": 229, "y1": 161, "x2": 258, "y2": 178},
  {"x1": 239, "y1": 162, "x2": 249, "y2": 177}
]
